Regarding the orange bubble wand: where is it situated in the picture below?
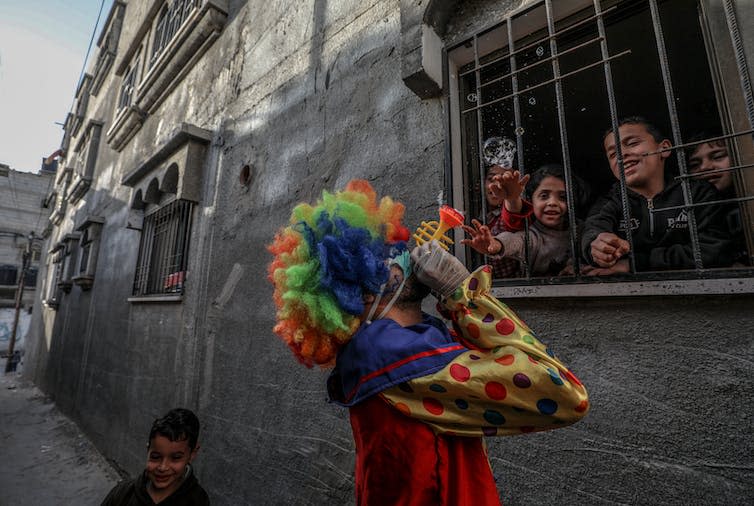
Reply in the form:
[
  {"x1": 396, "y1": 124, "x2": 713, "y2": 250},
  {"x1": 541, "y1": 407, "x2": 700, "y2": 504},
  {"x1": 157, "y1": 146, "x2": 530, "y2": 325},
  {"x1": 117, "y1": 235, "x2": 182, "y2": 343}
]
[{"x1": 413, "y1": 205, "x2": 465, "y2": 250}]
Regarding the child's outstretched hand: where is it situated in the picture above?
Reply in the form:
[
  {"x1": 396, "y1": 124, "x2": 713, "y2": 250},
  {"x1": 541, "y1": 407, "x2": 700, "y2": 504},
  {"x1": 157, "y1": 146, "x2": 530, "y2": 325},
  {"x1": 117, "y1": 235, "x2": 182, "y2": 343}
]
[
  {"x1": 461, "y1": 219, "x2": 503, "y2": 255},
  {"x1": 490, "y1": 170, "x2": 530, "y2": 212}
]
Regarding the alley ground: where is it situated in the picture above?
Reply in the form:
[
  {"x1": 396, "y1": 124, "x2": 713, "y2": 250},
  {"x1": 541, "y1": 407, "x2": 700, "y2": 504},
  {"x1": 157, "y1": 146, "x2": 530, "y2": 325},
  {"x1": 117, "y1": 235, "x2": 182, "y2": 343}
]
[{"x1": 0, "y1": 371, "x2": 121, "y2": 505}]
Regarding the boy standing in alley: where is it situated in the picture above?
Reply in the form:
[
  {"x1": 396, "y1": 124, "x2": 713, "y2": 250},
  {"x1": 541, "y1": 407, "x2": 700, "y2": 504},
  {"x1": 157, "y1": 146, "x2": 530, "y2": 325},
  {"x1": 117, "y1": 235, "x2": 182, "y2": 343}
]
[
  {"x1": 101, "y1": 408, "x2": 209, "y2": 506},
  {"x1": 581, "y1": 116, "x2": 734, "y2": 274}
]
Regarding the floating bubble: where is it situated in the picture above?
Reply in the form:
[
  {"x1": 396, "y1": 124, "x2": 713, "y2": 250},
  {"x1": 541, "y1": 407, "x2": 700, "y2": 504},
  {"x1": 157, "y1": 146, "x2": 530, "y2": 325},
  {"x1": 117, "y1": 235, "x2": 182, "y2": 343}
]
[
  {"x1": 536, "y1": 46, "x2": 545, "y2": 57},
  {"x1": 467, "y1": 93, "x2": 478, "y2": 103},
  {"x1": 515, "y1": 126, "x2": 525, "y2": 136},
  {"x1": 528, "y1": 97, "x2": 537, "y2": 105},
  {"x1": 483, "y1": 136, "x2": 516, "y2": 168}
]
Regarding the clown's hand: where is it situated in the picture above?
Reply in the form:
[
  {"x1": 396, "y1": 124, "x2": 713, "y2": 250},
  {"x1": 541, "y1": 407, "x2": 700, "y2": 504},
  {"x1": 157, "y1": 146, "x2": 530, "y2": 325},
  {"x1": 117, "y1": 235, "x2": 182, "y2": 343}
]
[{"x1": 411, "y1": 240, "x2": 470, "y2": 299}]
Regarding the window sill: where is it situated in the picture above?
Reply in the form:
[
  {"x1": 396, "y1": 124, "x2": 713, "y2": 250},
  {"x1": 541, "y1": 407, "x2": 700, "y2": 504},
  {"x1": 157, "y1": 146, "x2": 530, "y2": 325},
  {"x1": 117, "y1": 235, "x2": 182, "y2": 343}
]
[
  {"x1": 105, "y1": 105, "x2": 146, "y2": 152},
  {"x1": 128, "y1": 294, "x2": 184, "y2": 304},
  {"x1": 490, "y1": 273, "x2": 754, "y2": 298}
]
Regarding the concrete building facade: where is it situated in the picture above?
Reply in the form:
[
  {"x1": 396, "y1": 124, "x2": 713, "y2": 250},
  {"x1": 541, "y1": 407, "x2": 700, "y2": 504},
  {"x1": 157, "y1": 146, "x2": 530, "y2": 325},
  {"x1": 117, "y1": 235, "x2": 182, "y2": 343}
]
[{"x1": 24, "y1": 1, "x2": 754, "y2": 504}]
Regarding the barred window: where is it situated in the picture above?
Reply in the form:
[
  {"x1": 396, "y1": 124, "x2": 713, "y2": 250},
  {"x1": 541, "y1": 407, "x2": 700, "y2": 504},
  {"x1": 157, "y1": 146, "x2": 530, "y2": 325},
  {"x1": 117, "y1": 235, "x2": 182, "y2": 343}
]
[
  {"x1": 151, "y1": 0, "x2": 201, "y2": 65},
  {"x1": 118, "y1": 57, "x2": 140, "y2": 111},
  {"x1": 447, "y1": 0, "x2": 754, "y2": 292},
  {"x1": 132, "y1": 199, "x2": 193, "y2": 296}
]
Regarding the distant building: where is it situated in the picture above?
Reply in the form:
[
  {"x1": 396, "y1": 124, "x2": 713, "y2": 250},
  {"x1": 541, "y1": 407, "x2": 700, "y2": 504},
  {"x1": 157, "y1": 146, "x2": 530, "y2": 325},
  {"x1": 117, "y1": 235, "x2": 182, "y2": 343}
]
[{"x1": 0, "y1": 162, "x2": 53, "y2": 355}]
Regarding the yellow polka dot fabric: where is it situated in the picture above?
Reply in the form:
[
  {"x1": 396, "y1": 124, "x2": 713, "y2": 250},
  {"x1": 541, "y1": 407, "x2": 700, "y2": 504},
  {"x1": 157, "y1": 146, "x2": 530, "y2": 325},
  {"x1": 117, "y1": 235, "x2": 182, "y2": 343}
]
[{"x1": 381, "y1": 266, "x2": 589, "y2": 437}]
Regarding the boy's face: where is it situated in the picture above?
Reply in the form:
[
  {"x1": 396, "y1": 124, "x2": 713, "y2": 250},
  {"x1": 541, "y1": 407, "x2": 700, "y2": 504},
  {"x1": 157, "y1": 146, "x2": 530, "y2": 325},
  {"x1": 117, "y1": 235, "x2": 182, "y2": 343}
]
[
  {"x1": 531, "y1": 175, "x2": 567, "y2": 229},
  {"x1": 688, "y1": 141, "x2": 732, "y2": 192},
  {"x1": 146, "y1": 434, "x2": 198, "y2": 495},
  {"x1": 485, "y1": 165, "x2": 512, "y2": 208},
  {"x1": 604, "y1": 123, "x2": 671, "y2": 192}
]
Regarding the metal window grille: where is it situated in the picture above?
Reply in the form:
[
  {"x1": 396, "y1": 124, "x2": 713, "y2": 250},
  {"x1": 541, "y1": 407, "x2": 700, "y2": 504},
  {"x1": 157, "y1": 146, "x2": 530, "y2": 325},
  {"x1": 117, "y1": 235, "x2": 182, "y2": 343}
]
[
  {"x1": 150, "y1": 0, "x2": 202, "y2": 66},
  {"x1": 118, "y1": 59, "x2": 140, "y2": 110},
  {"x1": 449, "y1": 0, "x2": 754, "y2": 281},
  {"x1": 132, "y1": 199, "x2": 193, "y2": 296}
]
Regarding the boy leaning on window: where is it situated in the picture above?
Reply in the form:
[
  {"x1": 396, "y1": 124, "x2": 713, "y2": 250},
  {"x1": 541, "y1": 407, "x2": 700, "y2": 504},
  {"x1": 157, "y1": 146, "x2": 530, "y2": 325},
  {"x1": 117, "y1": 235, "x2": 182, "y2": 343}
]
[{"x1": 581, "y1": 116, "x2": 735, "y2": 275}]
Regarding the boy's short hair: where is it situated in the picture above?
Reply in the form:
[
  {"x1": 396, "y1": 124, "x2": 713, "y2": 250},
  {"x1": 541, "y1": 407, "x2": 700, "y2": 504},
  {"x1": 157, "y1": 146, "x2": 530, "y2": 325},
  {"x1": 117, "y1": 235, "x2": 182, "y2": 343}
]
[
  {"x1": 684, "y1": 131, "x2": 726, "y2": 158},
  {"x1": 603, "y1": 116, "x2": 666, "y2": 142},
  {"x1": 525, "y1": 164, "x2": 589, "y2": 215},
  {"x1": 148, "y1": 408, "x2": 200, "y2": 450}
]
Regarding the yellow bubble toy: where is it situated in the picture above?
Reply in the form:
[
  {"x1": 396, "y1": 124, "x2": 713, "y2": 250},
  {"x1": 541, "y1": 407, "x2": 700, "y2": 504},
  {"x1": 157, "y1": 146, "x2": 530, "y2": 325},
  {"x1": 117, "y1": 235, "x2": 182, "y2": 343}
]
[{"x1": 413, "y1": 205, "x2": 465, "y2": 250}]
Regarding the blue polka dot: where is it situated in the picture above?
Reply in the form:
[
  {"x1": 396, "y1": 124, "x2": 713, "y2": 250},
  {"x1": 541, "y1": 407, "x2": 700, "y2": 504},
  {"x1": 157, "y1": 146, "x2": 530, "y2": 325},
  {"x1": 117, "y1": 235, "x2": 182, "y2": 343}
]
[
  {"x1": 546, "y1": 347, "x2": 555, "y2": 357},
  {"x1": 430, "y1": 384, "x2": 446, "y2": 393},
  {"x1": 537, "y1": 398, "x2": 558, "y2": 415},
  {"x1": 483, "y1": 409, "x2": 506, "y2": 425},
  {"x1": 455, "y1": 399, "x2": 469, "y2": 410}
]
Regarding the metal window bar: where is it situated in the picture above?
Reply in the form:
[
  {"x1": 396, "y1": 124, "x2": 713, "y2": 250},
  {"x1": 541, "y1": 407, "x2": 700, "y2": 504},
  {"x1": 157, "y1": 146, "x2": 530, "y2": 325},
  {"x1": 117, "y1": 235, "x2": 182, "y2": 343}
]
[
  {"x1": 132, "y1": 200, "x2": 193, "y2": 296},
  {"x1": 648, "y1": 0, "x2": 703, "y2": 270},
  {"x1": 544, "y1": 0, "x2": 581, "y2": 275},
  {"x1": 506, "y1": 16, "x2": 532, "y2": 278}
]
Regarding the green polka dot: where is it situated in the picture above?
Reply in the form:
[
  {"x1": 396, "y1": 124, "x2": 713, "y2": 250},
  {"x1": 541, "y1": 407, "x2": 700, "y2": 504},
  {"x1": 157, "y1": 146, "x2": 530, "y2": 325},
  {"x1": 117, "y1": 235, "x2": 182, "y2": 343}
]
[{"x1": 522, "y1": 334, "x2": 535, "y2": 344}]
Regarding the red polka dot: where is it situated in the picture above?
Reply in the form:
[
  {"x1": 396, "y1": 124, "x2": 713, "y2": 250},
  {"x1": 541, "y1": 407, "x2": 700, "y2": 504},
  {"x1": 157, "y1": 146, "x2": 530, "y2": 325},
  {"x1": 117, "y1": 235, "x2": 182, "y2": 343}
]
[
  {"x1": 495, "y1": 354, "x2": 515, "y2": 366},
  {"x1": 575, "y1": 400, "x2": 589, "y2": 413},
  {"x1": 395, "y1": 402, "x2": 411, "y2": 417},
  {"x1": 450, "y1": 364, "x2": 471, "y2": 382},
  {"x1": 527, "y1": 354, "x2": 539, "y2": 364},
  {"x1": 484, "y1": 381, "x2": 507, "y2": 400},
  {"x1": 423, "y1": 398, "x2": 444, "y2": 415},
  {"x1": 482, "y1": 265, "x2": 492, "y2": 273},
  {"x1": 467, "y1": 323, "x2": 480, "y2": 339},
  {"x1": 565, "y1": 369, "x2": 583, "y2": 386},
  {"x1": 495, "y1": 318, "x2": 516, "y2": 335}
]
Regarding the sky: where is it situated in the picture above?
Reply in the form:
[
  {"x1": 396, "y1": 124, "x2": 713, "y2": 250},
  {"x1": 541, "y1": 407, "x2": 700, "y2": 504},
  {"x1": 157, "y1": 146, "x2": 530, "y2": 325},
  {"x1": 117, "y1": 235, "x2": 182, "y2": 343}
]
[{"x1": 0, "y1": 0, "x2": 113, "y2": 173}]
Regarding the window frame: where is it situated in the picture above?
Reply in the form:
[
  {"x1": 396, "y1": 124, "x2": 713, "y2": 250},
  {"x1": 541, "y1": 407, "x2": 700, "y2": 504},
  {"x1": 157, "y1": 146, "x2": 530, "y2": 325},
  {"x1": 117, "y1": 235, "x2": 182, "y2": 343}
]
[{"x1": 444, "y1": 0, "x2": 754, "y2": 297}]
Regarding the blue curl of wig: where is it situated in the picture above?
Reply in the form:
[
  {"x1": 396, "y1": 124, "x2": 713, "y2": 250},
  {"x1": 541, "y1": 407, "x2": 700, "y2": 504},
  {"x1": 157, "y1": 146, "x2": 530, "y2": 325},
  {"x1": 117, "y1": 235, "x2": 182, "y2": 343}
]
[{"x1": 298, "y1": 213, "x2": 401, "y2": 316}]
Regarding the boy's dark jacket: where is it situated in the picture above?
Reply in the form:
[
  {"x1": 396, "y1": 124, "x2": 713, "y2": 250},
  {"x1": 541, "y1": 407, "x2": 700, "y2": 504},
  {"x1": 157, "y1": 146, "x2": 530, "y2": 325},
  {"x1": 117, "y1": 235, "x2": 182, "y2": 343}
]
[
  {"x1": 581, "y1": 178, "x2": 735, "y2": 270},
  {"x1": 100, "y1": 467, "x2": 209, "y2": 506}
]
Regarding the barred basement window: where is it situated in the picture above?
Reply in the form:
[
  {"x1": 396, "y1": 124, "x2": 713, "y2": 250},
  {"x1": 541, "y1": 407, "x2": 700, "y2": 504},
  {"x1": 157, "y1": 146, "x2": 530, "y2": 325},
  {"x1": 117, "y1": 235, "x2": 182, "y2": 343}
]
[
  {"x1": 132, "y1": 199, "x2": 193, "y2": 296},
  {"x1": 446, "y1": 0, "x2": 754, "y2": 295}
]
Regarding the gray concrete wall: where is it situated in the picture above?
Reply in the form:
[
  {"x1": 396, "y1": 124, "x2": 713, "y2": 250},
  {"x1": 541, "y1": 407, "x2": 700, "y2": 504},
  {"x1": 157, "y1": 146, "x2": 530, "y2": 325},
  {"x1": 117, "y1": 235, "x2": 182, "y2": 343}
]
[{"x1": 22, "y1": 0, "x2": 754, "y2": 505}]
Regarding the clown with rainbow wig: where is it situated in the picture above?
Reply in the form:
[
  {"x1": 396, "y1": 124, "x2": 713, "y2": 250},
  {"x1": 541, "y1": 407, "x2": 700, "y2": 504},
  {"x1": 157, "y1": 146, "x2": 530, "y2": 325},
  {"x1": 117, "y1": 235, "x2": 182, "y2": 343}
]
[{"x1": 269, "y1": 180, "x2": 589, "y2": 505}]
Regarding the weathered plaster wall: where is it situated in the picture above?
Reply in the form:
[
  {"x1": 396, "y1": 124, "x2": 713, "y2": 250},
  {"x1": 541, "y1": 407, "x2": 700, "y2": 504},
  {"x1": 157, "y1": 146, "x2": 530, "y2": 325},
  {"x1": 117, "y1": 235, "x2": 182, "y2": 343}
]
[{"x1": 23, "y1": 0, "x2": 754, "y2": 505}]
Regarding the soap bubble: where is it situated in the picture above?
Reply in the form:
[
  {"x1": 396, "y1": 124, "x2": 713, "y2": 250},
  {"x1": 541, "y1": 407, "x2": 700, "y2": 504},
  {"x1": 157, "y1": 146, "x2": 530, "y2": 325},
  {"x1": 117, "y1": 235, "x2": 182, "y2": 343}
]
[
  {"x1": 536, "y1": 46, "x2": 545, "y2": 57},
  {"x1": 483, "y1": 136, "x2": 516, "y2": 168},
  {"x1": 515, "y1": 126, "x2": 525, "y2": 136},
  {"x1": 467, "y1": 93, "x2": 478, "y2": 103},
  {"x1": 528, "y1": 97, "x2": 537, "y2": 105}
]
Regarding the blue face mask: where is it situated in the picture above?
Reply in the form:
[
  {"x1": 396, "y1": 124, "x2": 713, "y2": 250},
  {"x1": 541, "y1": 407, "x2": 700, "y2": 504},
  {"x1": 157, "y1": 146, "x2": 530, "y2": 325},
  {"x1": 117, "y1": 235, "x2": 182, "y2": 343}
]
[
  {"x1": 388, "y1": 249, "x2": 412, "y2": 278},
  {"x1": 364, "y1": 248, "x2": 411, "y2": 324}
]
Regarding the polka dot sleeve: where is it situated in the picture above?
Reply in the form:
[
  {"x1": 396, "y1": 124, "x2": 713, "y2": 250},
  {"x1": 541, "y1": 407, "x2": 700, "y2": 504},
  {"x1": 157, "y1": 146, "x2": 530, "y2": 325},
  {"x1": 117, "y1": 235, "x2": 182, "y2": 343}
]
[{"x1": 380, "y1": 266, "x2": 589, "y2": 436}]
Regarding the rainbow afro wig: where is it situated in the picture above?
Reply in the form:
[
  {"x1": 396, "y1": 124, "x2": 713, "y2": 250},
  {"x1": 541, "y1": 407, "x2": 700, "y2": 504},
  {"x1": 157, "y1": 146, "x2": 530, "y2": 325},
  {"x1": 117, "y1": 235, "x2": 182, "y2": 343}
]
[{"x1": 268, "y1": 180, "x2": 410, "y2": 368}]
